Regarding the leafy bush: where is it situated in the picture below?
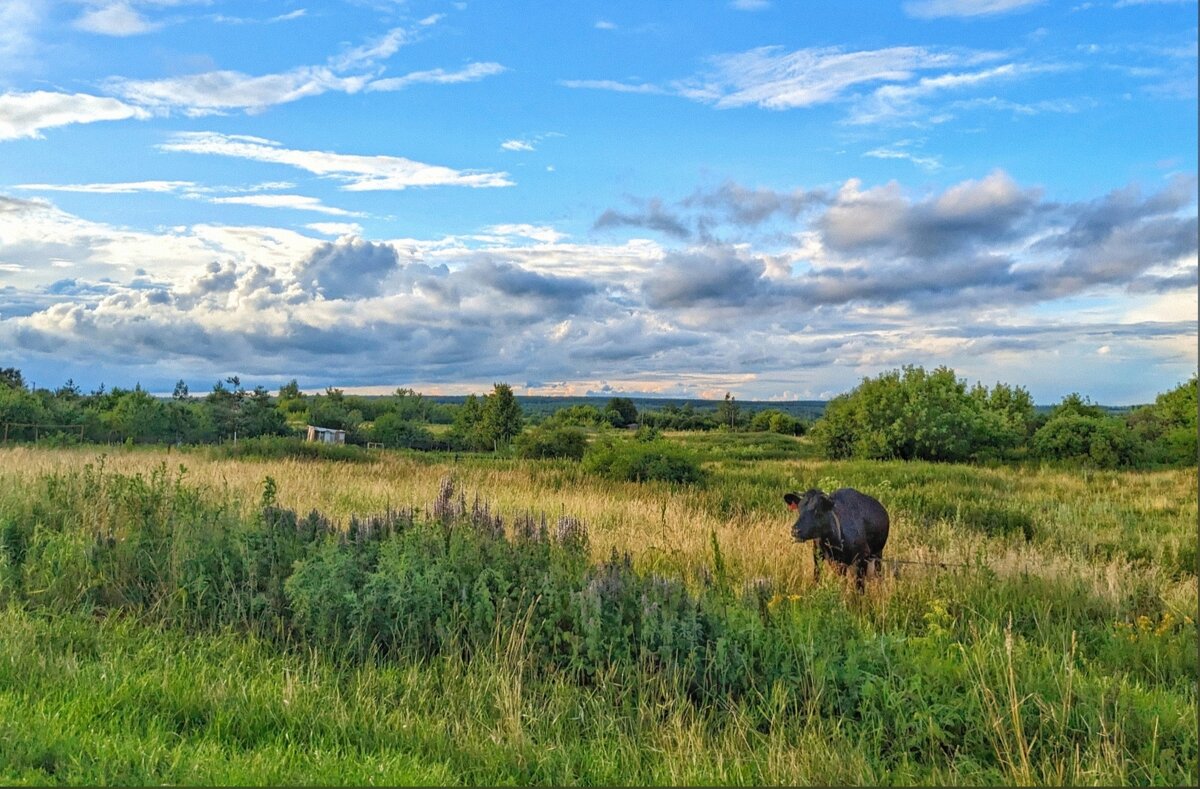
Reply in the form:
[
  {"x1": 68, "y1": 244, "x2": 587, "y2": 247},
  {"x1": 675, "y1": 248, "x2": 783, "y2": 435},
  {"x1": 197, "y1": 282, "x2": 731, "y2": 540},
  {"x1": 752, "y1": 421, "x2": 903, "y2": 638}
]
[
  {"x1": 1031, "y1": 414, "x2": 1137, "y2": 468},
  {"x1": 210, "y1": 436, "x2": 372, "y2": 463},
  {"x1": 748, "y1": 408, "x2": 805, "y2": 435},
  {"x1": 369, "y1": 413, "x2": 436, "y2": 450},
  {"x1": 582, "y1": 437, "x2": 705, "y2": 485},
  {"x1": 514, "y1": 425, "x2": 588, "y2": 460},
  {"x1": 1126, "y1": 377, "x2": 1197, "y2": 466},
  {"x1": 812, "y1": 366, "x2": 1034, "y2": 462}
]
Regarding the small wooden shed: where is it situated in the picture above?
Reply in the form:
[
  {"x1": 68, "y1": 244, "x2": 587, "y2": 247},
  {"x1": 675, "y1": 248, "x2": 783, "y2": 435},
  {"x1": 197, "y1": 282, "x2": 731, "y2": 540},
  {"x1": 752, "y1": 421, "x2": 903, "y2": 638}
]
[{"x1": 306, "y1": 425, "x2": 346, "y2": 445}]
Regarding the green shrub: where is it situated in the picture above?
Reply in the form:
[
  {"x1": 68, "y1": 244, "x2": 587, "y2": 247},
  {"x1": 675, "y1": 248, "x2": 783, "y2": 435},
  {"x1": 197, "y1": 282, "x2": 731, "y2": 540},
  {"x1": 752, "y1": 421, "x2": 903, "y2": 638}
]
[
  {"x1": 514, "y1": 425, "x2": 588, "y2": 461},
  {"x1": 811, "y1": 366, "x2": 1031, "y2": 462},
  {"x1": 370, "y1": 413, "x2": 436, "y2": 450},
  {"x1": 582, "y1": 437, "x2": 705, "y2": 485},
  {"x1": 1031, "y1": 414, "x2": 1136, "y2": 468},
  {"x1": 209, "y1": 436, "x2": 372, "y2": 463}
]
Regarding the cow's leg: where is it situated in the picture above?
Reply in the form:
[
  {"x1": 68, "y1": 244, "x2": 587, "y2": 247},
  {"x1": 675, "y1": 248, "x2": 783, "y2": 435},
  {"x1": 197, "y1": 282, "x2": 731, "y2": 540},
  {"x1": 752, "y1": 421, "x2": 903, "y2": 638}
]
[
  {"x1": 854, "y1": 559, "x2": 867, "y2": 591},
  {"x1": 812, "y1": 542, "x2": 823, "y2": 582}
]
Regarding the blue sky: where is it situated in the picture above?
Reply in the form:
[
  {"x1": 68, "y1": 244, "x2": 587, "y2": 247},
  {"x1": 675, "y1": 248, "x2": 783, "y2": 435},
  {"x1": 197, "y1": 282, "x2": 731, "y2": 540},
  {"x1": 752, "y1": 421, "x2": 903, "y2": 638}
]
[{"x1": 0, "y1": 0, "x2": 1195, "y2": 403}]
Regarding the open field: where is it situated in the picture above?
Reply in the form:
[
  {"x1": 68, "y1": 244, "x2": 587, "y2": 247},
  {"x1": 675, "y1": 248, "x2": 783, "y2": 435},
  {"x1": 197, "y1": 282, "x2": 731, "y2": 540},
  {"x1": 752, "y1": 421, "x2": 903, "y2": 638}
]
[{"x1": 0, "y1": 442, "x2": 1195, "y2": 785}]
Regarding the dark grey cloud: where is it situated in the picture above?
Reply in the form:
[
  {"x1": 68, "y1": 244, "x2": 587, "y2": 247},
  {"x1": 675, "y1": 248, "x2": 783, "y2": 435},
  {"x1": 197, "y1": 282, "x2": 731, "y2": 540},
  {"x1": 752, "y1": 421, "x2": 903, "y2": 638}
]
[
  {"x1": 818, "y1": 171, "x2": 1041, "y2": 258},
  {"x1": 594, "y1": 198, "x2": 692, "y2": 239},
  {"x1": 469, "y1": 260, "x2": 597, "y2": 307},
  {"x1": 682, "y1": 181, "x2": 825, "y2": 226},
  {"x1": 295, "y1": 237, "x2": 400, "y2": 299},
  {"x1": 643, "y1": 247, "x2": 774, "y2": 309}
]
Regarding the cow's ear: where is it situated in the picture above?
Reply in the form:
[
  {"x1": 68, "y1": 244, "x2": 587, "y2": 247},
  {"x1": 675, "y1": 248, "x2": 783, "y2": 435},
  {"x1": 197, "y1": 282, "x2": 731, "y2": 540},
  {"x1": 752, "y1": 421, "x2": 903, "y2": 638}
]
[{"x1": 783, "y1": 492, "x2": 801, "y2": 507}]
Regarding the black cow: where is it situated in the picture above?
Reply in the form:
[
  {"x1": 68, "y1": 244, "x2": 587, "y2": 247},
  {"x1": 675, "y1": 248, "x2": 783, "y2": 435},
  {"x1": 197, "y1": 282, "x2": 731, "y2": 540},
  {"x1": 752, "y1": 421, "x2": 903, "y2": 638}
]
[{"x1": 785, "y1": 488, "x2": 889, "y2": 587}]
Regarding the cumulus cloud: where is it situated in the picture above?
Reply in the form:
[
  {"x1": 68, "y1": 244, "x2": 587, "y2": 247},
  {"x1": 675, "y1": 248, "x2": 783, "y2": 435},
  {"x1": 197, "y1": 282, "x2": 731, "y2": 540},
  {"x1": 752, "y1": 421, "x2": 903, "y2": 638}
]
[
  {"x1": 160, "y1": 131, "x2": 513, "y2": 190},
  {"x1": 0, "y1": 91, "x2": 150, "y2": 140},
  {"x1": 294, "y1": 237, "x2": 399, "y2": 299},
  {"x1": 0, "y1": 171, "x2": 1194, "y2": 400}
]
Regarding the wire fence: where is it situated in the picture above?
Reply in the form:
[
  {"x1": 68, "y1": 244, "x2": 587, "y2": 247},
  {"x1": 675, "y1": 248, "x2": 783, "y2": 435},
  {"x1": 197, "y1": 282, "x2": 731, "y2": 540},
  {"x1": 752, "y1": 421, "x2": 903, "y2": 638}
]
[{"x1": 2, "y1": 422, "x2": 86, "y2": 443}]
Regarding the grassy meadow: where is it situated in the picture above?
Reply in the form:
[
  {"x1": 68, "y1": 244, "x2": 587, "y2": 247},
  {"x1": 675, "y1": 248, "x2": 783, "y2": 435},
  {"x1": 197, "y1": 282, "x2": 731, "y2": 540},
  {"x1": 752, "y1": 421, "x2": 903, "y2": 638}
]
[{"x1": 0, "y1": 438, "x2": 1195, "y2": 785}]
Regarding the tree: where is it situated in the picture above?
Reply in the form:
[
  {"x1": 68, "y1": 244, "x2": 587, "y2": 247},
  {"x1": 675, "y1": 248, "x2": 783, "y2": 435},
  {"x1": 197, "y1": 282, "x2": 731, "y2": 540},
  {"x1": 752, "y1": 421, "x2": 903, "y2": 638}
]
[
  {"x1": 482, "y1": 383, "x2": 524, "y2": 448},
  {"x1": 1126, "y1": 377, "x2": 1197, "y2": 466},
  {"x1": 716, "y1": 392, "x2": 740, "y2": 430},
  {"x1": 371, "y1": 412, "x2": 436, "y2": 450},
  {"x1": 451, "y1": 394, "x2": 487, "y2": 450},
  {"x1": 106, "y1": 387, "x2": 170, "y2": 443},
  {"x1": 172, "y1": 379, "x2": 189, "y2": 400},
  {"x1": 604, "y1": 397, "x2": 638, "y2": 427},
  {"x1": 0, "y1": 368, "x2": 25, "y2": 390},
  {"x1": 1031, "y1": 413, "x2": 1136, "y2": 469},
  {"x1": 811, "y1": 365, "x2": 1024, "y2": 462}
]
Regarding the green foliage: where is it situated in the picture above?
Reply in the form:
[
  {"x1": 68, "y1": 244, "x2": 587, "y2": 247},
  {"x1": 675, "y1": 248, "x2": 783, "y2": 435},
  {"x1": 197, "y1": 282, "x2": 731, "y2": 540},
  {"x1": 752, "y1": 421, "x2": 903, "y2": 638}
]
[
  {"x1": 748, "y1": 408, "x2": 805, "y2": 435},
  {"x1": 716, "y1": 392, "x2": 741, "y2": 430},
  {"x1": 482, "y1": 383, "x2": 525, "y2": 448},
  {"x1": 1031, "y1": 413, "x2": 1137, "y2": 468},
  {"x1": 0, "y1": 461, "x2": 1195, "y2": 785},
  {"x1": 450, "y1": 384, "x2": 526, "y2": 452},
  {"x1": 814, "y1": 365, "x2": 1041, "y2": 463},
  {"x1": 370, "y1": 413, "x2": 436, "y2": 450},
  {"x1": 211, "y1": 436, "x2": 372, "y2": 463},
  {"x1": 1126, "y1": 377, "x2": 1197, "y2": 466},
  {"x1": 603, "y1": 397, "x2": 639, "y2": 427},
  {"x1": 514, "y1": 425, "x2": 588, "y2": 460},
  {"x1": 543, "y1": 403, "x2": 605, "y2": 428},
  {"x1": 582, "y1": 436, "x2": 705, "y2": 485}
]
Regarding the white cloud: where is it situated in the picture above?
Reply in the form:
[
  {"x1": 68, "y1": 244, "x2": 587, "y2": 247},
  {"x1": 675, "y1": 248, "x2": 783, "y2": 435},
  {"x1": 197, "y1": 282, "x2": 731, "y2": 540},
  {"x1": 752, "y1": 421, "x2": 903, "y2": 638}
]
[
  {"x1": 329, "y1": 26, "x2": 411, "y2": 71},
  {"x1": 0, "y1": 90, "x2": 150, "y2": 140},
  {"x1": 208, "y1": 194, "x2": 364, "y2": 216},
  {"x1": 367, "y1": 62, "x2": 506, "y2": 92},
  {"x1": 679, "y1": 45, "x2": 1000, "y2": 110},
  {"x1": 1, "y1": 172, "x2": 1193, "y2": 402},
  {"x1": 903, "y1": 0, "x2": 1045, "y2": 18},
  {"x1": 16, "y1": 180, "x2": 194, "y2": 193},
  {"x1": 730, "y1": 0, "x2": 771, "y2": 9},
  {"x1": 418, "y1": 13, "x2": 444, "y2": 25},
  {"x1": 558, "y1": 79, "x2": 665, "y2": 94},
  {"x1": 501, "y1": 139, "x2": 535, "y2": 151},
  {"x1": 479, "y1": 224, "x2": 568, "y2": 243},
  {"x1": 595, "y1": 20, "x2": 616, "y2": 29},
  {"x1": 73, "y1": 2, "x2": 160, "y2": 36},
  {"x1": 863, "y1": 146, "x2": 942, "y2": 170},
  {"x1": 306, "y1": 222, "x2": 363, "y2": 236},
  {"x1": 103, "y1": 25, "x2": 492, "y2": 116},
  {"x1": 106, "y1": 66, "x2": 369, "y2": 116},
  {"x1": 160, "y1": 131, "x2": 514, "y2": 190},
  {"x1": 0, "y1": 0, "x2": 44, "y2": 71}
]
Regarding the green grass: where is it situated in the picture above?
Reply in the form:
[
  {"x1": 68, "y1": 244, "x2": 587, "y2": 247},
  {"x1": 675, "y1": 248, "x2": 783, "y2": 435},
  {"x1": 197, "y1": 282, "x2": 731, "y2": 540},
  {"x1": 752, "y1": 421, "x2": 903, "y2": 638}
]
[{"x1": 0, "y1": 444, "x2": 1195, "y2": 786}]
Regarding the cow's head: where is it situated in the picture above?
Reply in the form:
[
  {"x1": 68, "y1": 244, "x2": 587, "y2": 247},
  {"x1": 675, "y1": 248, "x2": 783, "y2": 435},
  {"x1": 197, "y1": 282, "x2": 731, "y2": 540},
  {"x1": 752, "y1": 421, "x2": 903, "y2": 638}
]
[{"x1": 784, "y1": 489, "x2": 834, "y2": 542}]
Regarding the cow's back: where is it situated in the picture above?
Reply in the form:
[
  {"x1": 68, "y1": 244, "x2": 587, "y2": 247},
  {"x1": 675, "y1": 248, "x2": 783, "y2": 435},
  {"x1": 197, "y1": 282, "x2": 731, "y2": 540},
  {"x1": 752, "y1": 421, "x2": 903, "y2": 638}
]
[{"x1": 831, "y1": 488, "x2": 890, "y2": 556}]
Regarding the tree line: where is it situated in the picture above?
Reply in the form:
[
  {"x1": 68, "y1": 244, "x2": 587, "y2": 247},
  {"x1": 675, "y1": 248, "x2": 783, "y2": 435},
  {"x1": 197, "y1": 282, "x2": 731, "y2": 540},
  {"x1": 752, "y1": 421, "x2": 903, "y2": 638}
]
[{"x1": 0, "y1": 364, "x2": 1194, "y2": 468}]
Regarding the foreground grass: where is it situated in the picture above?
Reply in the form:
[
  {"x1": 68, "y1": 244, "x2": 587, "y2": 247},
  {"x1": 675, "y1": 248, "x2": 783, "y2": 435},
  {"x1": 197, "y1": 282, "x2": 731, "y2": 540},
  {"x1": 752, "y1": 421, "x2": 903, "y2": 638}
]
[{"x1": 0, "y1": 443, "x2": 1195, "y2": 785}]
